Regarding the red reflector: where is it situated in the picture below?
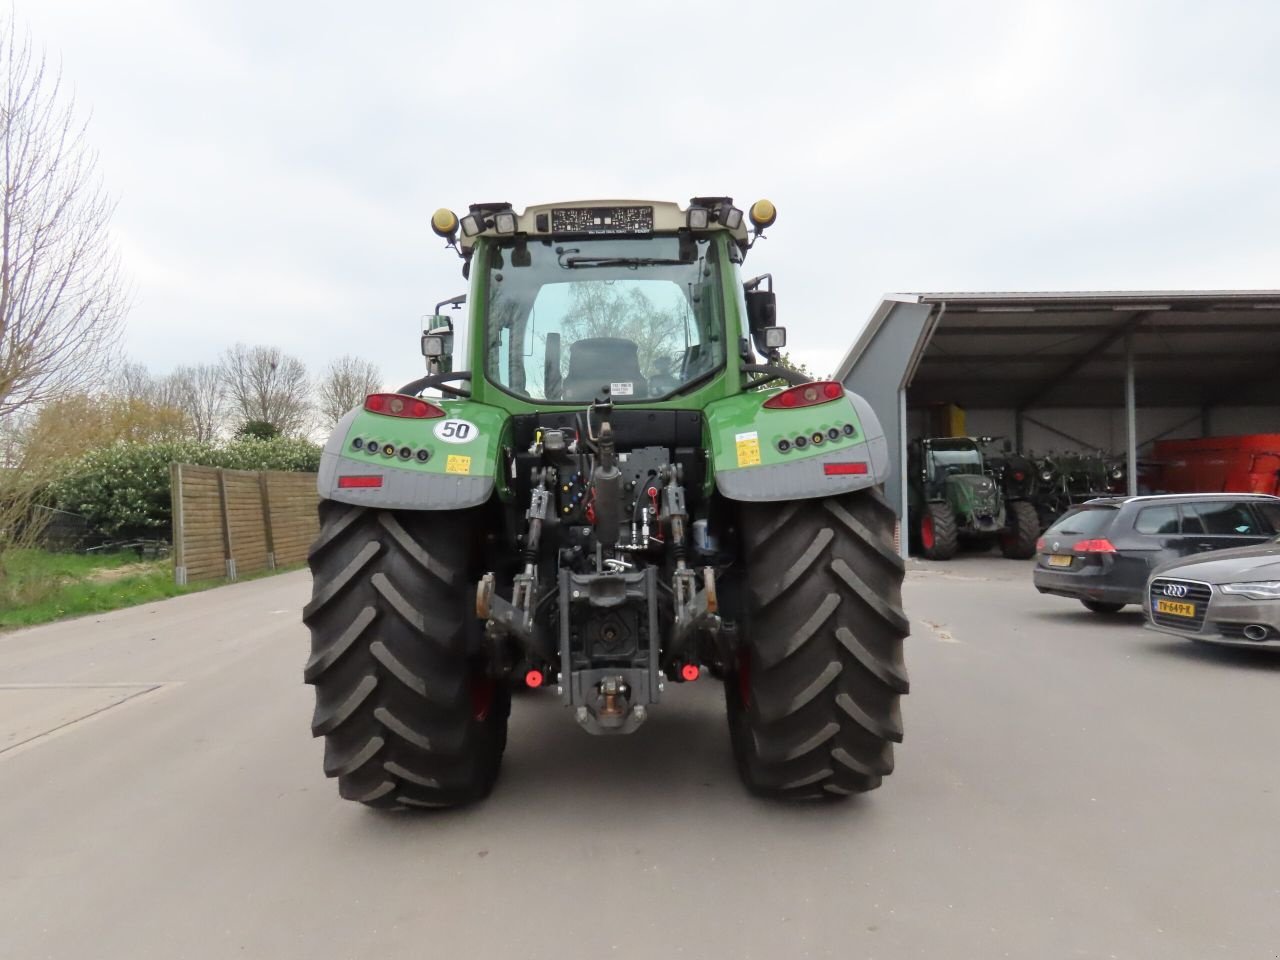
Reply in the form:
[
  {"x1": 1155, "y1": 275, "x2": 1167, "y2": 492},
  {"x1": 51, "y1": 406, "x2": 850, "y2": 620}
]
[
  {"x1": 337, "y1": 475, "x2": 383, "y2": 489},
  {"x1": 1073, "y1": 538, "x2": 1117, "y2": 554},
  {"x1": 363, "y1": 393, "x2": 444, "y2": 419},
  {"x1": 1014, "y1": 471, "x2": 1025, "y2": 481},
  {"x1": 524, "y1": 669, "x2": 544, "y2": 689},
  {"x1": 680, "y1": 663, "x2": 700, "y2": 682},
  {"x1": 823, "y1": 462, "x2": 869, "y2": 476},
  {"x1": 763, "y1": 380, "x2": 845, "y2": 410}
]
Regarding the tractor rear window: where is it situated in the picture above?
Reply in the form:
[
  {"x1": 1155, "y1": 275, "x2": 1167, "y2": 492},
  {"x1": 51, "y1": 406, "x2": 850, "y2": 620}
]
[
  {"x1": 482, "y1": 235, "x2": 728, "y2": 403},
  {"x1": 1044, "y1": 507, "x2": 1116, "y2": 538}
]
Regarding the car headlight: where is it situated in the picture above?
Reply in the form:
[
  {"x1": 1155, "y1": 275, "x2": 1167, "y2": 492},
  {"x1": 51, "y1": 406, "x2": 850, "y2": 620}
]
[{"x1": 1219, "y1": 581, "x2": 1280, "y2": 600}]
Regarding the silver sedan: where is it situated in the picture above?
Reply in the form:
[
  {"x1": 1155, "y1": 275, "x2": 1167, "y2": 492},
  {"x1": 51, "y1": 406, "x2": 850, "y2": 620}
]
[{"x1": 1144, "y1": 536, "x2": 1280, "y2": 647}]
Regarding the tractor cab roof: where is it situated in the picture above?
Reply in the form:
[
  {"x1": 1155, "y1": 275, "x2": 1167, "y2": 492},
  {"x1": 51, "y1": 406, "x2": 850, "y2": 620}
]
[{"x1": 447, "y1": 198, "x2": 754, "y2": 255}]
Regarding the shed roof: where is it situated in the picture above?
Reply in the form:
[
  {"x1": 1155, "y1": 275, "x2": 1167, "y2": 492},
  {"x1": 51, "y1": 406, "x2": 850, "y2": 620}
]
[{"x1": 836, "y1": 291, "x2": 1280, "y2": 409}]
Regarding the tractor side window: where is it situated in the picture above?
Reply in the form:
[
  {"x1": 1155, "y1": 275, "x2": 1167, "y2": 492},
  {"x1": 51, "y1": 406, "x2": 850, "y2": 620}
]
[{"x1": 1135, "y1": 505, "x2": 1179, "y2": 535}]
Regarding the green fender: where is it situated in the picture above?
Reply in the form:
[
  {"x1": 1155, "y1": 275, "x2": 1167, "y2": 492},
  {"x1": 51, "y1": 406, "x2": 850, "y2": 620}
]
[
  {"x1": 704, "y1": 387, "x2": 889, "y2": 501},
  {"x1": 317, "y1": 399, "x2": 510, "y2": 510}
]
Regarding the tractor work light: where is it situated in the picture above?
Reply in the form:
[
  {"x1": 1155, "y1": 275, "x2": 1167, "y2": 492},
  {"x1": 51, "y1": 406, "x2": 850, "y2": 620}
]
[
  {"x1": 763, "y1": 381, "x2": 844, "y2": 410},
  {"x1": 719, "y1": 202, "x2": 744, "y2": 230},
  {"x1": 364, "y1": 393, "x2": 445, "y2": 419},
  {"x1": 421, "y1": 333, "x2": 446, "y2": 357},
  {"x1": 749, "y1": 199, "x2": 777, "y2": 230},
  {"x1": 763, "y1": 326, "x2": 787, "y2": 349},
  {"x1": 431, "y1": 208, "x2": 459, "y2": 239},
  {"x1": 493, "y1": 210, "x2": 517, "y2": 234},
  {"x1": 460, "y1": 213, "x2": 484, "y2": 237},
  {"x1": 687, "y1": 206, "x2": 710, "y2": 230}
]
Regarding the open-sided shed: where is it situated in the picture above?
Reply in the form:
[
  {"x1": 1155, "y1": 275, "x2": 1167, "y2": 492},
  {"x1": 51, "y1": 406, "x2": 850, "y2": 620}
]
[{"x1": 833, "y1": 290, "x2": 1280, "y2": 556}]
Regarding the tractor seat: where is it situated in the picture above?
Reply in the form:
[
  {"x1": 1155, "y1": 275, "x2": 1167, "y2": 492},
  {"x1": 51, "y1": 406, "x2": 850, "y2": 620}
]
[{"x1": 562, "y1": 338, "x2": 647, "y2": 401}]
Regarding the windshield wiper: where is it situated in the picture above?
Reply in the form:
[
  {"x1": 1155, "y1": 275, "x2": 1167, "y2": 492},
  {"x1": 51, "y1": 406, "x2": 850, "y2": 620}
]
[{"x1": 559, "y1": 256, "x2": 690, "y2": 269}]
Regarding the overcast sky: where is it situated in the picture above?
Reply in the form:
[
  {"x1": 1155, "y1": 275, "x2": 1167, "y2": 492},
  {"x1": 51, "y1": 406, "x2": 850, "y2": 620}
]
[{"x1": 26, "y1": 0, "x2": 1280, "y2": 385}]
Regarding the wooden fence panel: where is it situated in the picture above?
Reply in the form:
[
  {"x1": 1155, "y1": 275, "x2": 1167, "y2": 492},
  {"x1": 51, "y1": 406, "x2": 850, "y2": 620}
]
[
  {"x1": 264, "y1": 472, "x2": 321, "y2": 567},
  {"x1": 171, "y1": 464, "x2": 318, "y2": 585}
]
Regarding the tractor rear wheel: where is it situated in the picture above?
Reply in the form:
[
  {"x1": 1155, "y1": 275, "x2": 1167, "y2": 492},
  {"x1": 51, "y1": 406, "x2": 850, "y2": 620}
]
[
  {"x1": 918, "y1": 501, "x2": 958, "y2": 560},
  {"x1": 727, "y1": 488, "x2": 910, "y2": 800},
  {"x1": 303, "y1": 500, "x2": 509, "y2": 809},
  {"x1": 999, "y1": 499, "x2": 1040, "y2": 559}
]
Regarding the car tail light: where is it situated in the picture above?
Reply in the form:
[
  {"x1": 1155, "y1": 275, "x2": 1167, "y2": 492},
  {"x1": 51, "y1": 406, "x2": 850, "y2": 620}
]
[
  {"x1": 823, "y1": 462, "x2": 868, "y2": 476},
  {"x1": 364, "y1": 393, "x2": 444, "y2": 418},
  {"x1": 1073, "y1": 538, "x2": 1117, "y2": 553},
  {"x1": 1035, "y1": 537, "x2": 1045, "y2": 552},
  {"x1": 763, "y1": 380, "x2": 844, "y2": 409},
  {"x1": 337, "y1": 475, "x2": 383, "y2": 489}
]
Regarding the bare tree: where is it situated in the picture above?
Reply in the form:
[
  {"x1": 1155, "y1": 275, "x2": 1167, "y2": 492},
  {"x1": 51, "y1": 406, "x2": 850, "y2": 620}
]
[
  {"x1": 219, "y1": 343, "x2": 310, "y2": 437},
  {"x1": 0, "y1": 13, "x2": 126, "y2": 569},
  {"x1": 169, "y1": 363, "x2": 226, "y2": 442},
  {"x1": 317, "y1": 355, "x2": 381, "y2": 425},
  {"x1": 0, "y1": 14, "x2": 125, "y2": 421}
]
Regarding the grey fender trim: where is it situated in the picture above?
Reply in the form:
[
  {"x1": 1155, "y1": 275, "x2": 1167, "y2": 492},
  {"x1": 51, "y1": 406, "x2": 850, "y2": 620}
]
[
  {"x1": 317, "y1": 410, "x2": 494, "y2": 510},
  {"x1": 715, "y1": 392, "x2": 890, "y2": 502}
]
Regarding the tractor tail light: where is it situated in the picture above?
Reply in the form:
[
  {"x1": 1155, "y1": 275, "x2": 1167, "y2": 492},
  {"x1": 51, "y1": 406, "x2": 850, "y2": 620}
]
[
  {"x1": 364, "y1": 393, "x2": 444, "y2": 419},
  {"x1": 823, "y1": 462, "x2": 868, "y2": 476},
  {"x1": 338, "y1": 475, "x2": 383, "y2": 489},
  {"x1": 763, "y1": 380, "x2": 844, "y2": 409},
  {"x1": 1073, "y1": 538, "x2": 1117, "y2": 554}
]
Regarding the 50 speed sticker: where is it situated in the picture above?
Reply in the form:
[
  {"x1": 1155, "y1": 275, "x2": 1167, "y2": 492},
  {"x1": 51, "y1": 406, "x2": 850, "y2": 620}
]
[{"x1": 434, "y1": 419, "x2": 478, "y2": 444}]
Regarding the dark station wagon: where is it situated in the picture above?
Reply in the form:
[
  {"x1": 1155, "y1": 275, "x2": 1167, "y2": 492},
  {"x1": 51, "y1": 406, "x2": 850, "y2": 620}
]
[{"x1": 1032, "y1": 493, "x2": 1280, "y2": 613}]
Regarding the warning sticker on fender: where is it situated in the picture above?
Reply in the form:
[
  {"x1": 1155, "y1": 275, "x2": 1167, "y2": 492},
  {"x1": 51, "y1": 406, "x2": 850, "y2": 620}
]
[
  {"x1": 446, "y1": 454, "x2": 472, "y2": 475},
  {"x1": 735, "y1": 431, "x2": 761, "y2": 467}
]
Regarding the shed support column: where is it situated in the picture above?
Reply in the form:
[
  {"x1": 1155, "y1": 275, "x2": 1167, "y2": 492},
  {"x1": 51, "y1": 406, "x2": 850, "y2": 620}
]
[
  {"x1": 1014, "y1": 411, "x2": 1024, "y2": 451},
  {"x1": 1200, "y1": 405, "x2": 1211, "y2": 437},
  {"x1": 1125, "y1": 333, "x2": 1137, "y2": 497}
]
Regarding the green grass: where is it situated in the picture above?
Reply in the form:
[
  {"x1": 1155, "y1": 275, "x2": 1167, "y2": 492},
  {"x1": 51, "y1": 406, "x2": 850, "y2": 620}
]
[{"x1": 0, "y1": 548, "x2": 301, "y2": 629}]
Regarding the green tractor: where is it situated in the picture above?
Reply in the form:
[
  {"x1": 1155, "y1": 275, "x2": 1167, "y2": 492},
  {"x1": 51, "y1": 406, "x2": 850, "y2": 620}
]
[
  {"x1": 907, "y1": 436, "x2": 1039, "y2": 561},
  {"x1": 302, "y1": 197, "x2": 909, "y2": 807}
]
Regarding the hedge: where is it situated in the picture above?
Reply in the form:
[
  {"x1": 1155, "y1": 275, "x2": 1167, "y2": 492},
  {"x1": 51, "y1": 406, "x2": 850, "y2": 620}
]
[{"x1": 48, "y1": 437, "x2": 321, "y2": 539}]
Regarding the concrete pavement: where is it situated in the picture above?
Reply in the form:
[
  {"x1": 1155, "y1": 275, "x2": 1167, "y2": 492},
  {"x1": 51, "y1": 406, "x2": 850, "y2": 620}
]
[{"x1": 2, "y1": 558, "x2": 1278, "y2": 959}]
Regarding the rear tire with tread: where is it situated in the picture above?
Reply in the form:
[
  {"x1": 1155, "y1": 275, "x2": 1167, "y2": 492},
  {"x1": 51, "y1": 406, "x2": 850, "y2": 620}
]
[
  {"x1": 1000, "y1": 499, "x2": 1040, "y2": 559},
  {"x1": 727, "y1": 488, "x2": 910, "y2": 800},
  {"x1": 303, "y1": 500, "x2": 509, "y2": 809},
  {"x1": 918, "y1": 501, "x2": 958, "y2": 560}
]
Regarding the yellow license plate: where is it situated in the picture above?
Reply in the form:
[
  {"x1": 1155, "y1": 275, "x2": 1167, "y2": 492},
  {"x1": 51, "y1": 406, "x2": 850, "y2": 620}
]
[
  {"x1": 1048, "y1": 554, "x2": 1074, "y2": 567},
  {"x1": 1155, "y1": 599, "x2": 1196, "y2": 618}
]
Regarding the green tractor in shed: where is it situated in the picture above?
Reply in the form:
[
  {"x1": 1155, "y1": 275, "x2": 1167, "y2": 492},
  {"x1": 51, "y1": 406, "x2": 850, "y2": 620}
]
[
  {"x1": 301, "y1": 198, "x2": 910, "y2": 808},
  {"x1": 907, "y1": 436, "x2": 1039, "y2": 560}
]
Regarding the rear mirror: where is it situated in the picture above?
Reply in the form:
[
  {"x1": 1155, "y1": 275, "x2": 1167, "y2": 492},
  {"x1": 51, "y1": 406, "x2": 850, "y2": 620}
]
[{"x1": 745, "y1": 287, "x2": 778, "y2": 358}]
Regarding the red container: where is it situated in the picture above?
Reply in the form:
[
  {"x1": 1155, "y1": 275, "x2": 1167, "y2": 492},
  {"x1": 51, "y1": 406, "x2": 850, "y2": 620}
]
[{"x1": 1152, "y1": 434, "x2": 1280, "y2": 495}]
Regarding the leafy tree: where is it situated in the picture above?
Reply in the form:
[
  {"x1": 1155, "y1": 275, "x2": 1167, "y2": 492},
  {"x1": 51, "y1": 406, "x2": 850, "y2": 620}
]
[
  {"x1": 48, "y1": 436, "x2": 322, "y2": 538},
  {"x1": 236, "y1": 419, "x2": 279, "y2": 440}
]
